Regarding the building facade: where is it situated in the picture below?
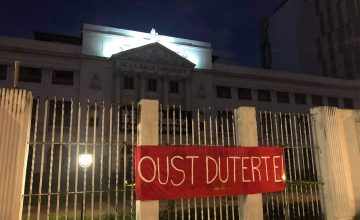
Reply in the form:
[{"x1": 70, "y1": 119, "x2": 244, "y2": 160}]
[
  {"x1": 0, "y1": 23, "x2": 359, "y2": 113},
  {"x1": 261, "y1": 0, "x2": 360, "y2": 80}
]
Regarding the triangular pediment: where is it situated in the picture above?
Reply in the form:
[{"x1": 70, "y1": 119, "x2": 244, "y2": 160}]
[{"x1": 111, "y1": 42, "x2": 195, "y2": 68}]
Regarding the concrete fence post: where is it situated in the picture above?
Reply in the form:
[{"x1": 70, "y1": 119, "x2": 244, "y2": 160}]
[
  {"x1": 136, "y1": 99, "x2": 159, "y2": 220},
  {"x1": 311, "y1": 107, "x2": 360, "y2": 219},
  {"x1": 0, "y1": 88, "x2": 33, "y2": 220},
  {"x1": 234, "y1": 106, "x2": 264, "y2": 220}
]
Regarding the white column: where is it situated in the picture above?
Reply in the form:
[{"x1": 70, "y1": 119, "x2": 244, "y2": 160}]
[
  {"x1": 136, "y1": 99, "x2": 159, "y2": 220},
  {"x1": 234, "y1": 107, "x2": 264, "y2": 220},
  {"x1": 311, "y1": 107, "x2": 360, "y2": 219},
  {"x1": 0, "y1": 88, "x2": 33, "y2": 220}
]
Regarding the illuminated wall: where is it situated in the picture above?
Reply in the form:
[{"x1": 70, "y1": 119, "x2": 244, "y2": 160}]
[{"x1": 82, "y1": 24, "x2": 212, "y2": 69}]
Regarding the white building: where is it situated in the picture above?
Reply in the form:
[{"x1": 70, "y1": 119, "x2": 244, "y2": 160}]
[{"x1": 0, "y1": 23, "x2": 359, "y2": 112}]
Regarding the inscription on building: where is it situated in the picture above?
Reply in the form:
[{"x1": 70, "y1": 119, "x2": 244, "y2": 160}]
[{"x1": 118, "y1": 61, "x2": 189, "y2": 75}]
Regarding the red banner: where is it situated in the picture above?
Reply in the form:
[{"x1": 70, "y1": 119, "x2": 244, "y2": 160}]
[{"x1": 134, "y1": 146, "x2": 286, "y2": 200}]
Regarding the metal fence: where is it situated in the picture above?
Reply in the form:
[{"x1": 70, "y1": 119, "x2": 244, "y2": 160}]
[
  {"x1": 21, "y1": 99, "x2": 325, "y2": 220},
  {"x1": 259, "y1": 111, "x2": 324, "y2": 220},
  {"x1": 158, "y1": 105, "x2": 240, "y2": 220},
  {"x1": 22, "y1": 98, "x2": 137, "y2": 220}
]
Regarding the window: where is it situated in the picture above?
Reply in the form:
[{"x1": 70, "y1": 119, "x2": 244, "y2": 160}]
[
  {"x1": 170, "y1": 80, "x2": 179, "y2": 93},
  {"x1": 52, "y1": 70, "x2": 74, "y2": 85},
  {"x1": 238, "y1": 88, "x2": 252, "y2": 100},
  {"x1": 124, "y1": 76, "x2": 134, "y2": 90},
  {"x1": 295, "y1": 93, "x2": 307, "y2": 104},
  {"x1": 48, "y1": 100, "x2": 72, "y2": 127},
  {"x1": 148, "y1": 78, "x2": 157, "y2": 91},
  {"x1": 19, "y1": 66, "x2": 42, "y2": 83},
  {"x1": 0, "y1": 64, "x2": 7, "y2": 80},
  {"x1": 258, "y1": 90, "x2": 271, "y2": 102},
  {"x1": 216, "y1": 86, "x2": 231, "y2": 98},
  {"x1": 328, "y1": 96, "x2": 338, "y2": 107},
  {"x1": 343, "y1": 98, "x2": 354, "y2": 109},
  {"x1": 311, "y1": 95, "x2": 323, "y2": 106},
  {"x1": 277, "y1": 91, "x2": 289, "y2": 103}
]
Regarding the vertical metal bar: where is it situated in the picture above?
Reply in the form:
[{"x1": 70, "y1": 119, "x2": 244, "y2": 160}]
[
  {"x1": 108, "y1": 104, "x2": 113, "y2": 217},
  {"x1": 215, "y1": 112, "x2": 223, "y2": 220},
  {"x1": 259, "y1": 111, "x2": 269, "y2": 217},
  {"x1": 202, "y1": 109, "x2": 210, "y2": 220},
  {"x1": 99, "y1": 100, "x2": 105, "y2": 220},
  {"x1": 64, "y1": 99, "x2": 73, "y2": 220},
  {"x1": 123, "y1": 106, "x2": 128, "y2": 220},
  {"x1": 185, "y1": 109, "x2": 191, "y2": 220},
  {"x1": 82, "y1": 100, "x2": 90, "y2": 219},
  {"x1": 269, "y1": 112, "x2": 276, "y2": 216},
  {"x1": 179, "y1": 106, "x2": 185, "y2": 220},
  {"x1": 289, "y1": 113, "x2": 300, "y2": 217},
  {"x1": 302, "y1": 114, "x2": 315, "y2": 217},
  {"x1": 172, "y1": 106, "x2": 178, "y2": 220},
  {"x1": 209, "y1": 108, "x2": 217, "y2": 220},
  {"x1": 55, "y1": 98, "x2": 65, "y2": 220},
  {"x1": 27, "y1": 98, "x2": 39, "y2": 220},
  {"x1": 279, "y1": 113, "x2": 290, "y2": 218},
  {"x1": 197, "y1": 109, "x2": 204, "y2": 220},
  {"x1": 91, "y1": 101, "x2": 97, "y2": 219},
  {"x1": 131, "y1": 102, "x2": 135, "y2": 217},
  {"x1": 293, "y1": 114, "x2": 304, "y2": 217},
  {"x1": 73, "y1": 101, "x2": 81, "y2": 220},
  {"x1": 166, "y1": 105, "x2": 170, "y2": 145},
  {"x1": 298, "y1": 114, "x2": 307, "y2": 217},
  {"x1": 307, "y1": 114, "x2": 321, "y2": 216},
  {"x1": 47, "y1": 98, "x2": 57, "y2": 219},
  {"x1": 115, "y1": 104, "x2": 120, "y2": 220},
  {"x1": 191, "y1": 114, "x2": 197, "y2": 220},
  {"x1": 284, "y1": 113, "x2": 295, "y2": 216},
  {"x1": 160, "y1": 104, "x2": 163, "y2": 145}
]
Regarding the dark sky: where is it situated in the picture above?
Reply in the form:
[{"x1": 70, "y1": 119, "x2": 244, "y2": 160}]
[{"x1": 0, "y1": 0, "x2": 283, "y2": 67}]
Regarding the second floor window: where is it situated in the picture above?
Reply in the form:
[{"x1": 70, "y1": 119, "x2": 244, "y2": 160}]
[
  {"x1": 148, "y1": 78, "x2": 157, "y2": 91},
  {"x1": 328, "y1": 97, "x2": 338, "y2": 107},
  {"x1": 295, "y1": 93, "x2": 307, "y2": 104},
  {"x1": 238, "y1": 88, "x2": 252, "y2": 100},
  {"x1": 19, "y1": 66, "x2": 42, "y2": 83},
  {"x1": 217, "y1": 86, "x2": 231, "y2": 98},
  {"x1": 52, "y1": 70, "x2": 74, "y2": 85},
  {"x1": 258, "y1": 90, "x2": 271, "y2": 102},
  {"x1": 124, "y1": 76, "x2": 134, "y2": 90},
  {"x1": 0, "y1": 64, "x2": 7, "y2": 80},
  {"x1": 277, "y1": 91, "x2": 289, "y2": 103},
  {"x1": 170, "y1": 81, "x2": 179, "y2": 93}
]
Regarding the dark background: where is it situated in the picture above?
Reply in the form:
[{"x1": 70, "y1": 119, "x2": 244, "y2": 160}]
[{"x1": 0, "y1": 0, "x2": 283, "y2": 67}]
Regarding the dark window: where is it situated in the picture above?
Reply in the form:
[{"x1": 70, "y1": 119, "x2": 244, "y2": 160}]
[
  {"x1": 328, "y1": 97, "x2": 338, "y2": 107},
  {"x1": 170, "y1": 81, "x2": 179, "y2": 93},
  {"x1": 19, "y1": 67, "x2": 42, "y2": 83},
  {"x1": 124, "y1": 76, "x2": 134, "y2": 90},
  {"x1": 48, "y1": 100, "x2": 72, "y2": 127},
  {"x1": 0, "y1": 64, "x2": 7, "y2": 80},
  {"x1": 238, "y1": 88, "x2": 252, "y2": 100},
  {"x1": 295, "y1": 93, "x2": 307, "y2": 104},
  {"x1": 52, "y1": 70, "x2": 74, "y2": 85},
  {"x1": 343, "y1": 98, "x2": 354, "y2": 109},
  {"x1": 216, "y1": 86, "x2": 232, "y2": 98},
  {"x1": 148, "y1": 78, "x2": 157, "y2": 91},
  {"x1": 258, "y1": 90, "x2": 271, "y2": 102},
  {"x1": 277, "y1": 91, "x2": 290, "y2": 103},
  {"x1": 312, "y1": 95, "x2": 323, "y2": 106}
]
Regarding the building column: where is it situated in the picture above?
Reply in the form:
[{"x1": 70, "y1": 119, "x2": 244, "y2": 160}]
[
  {"x1": 311, "y1": 107, "x2": 360, "y2": 219},
  {"x1": 0, "y1": 88, "x2": 33, "y2": 220},
  {"x1": 234, "y1": 107, "x2": 264, "y2": 220},
  {"x1": 139, "y1": 74, "x2": 146, "y2": 99},
  {"x1": 185, "y1": 77, "x2": 191, "y2": 109},
  {"x1": 136, "y1": 99, "x2": 159, "y2": 220},
  {"x1": 163, "y1": 77, "x2": 168, "y2": 105}
]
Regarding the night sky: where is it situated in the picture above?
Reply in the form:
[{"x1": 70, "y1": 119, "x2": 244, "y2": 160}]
[{"x1": 0, "y1": 0, "x2": 283, "y2": 67}]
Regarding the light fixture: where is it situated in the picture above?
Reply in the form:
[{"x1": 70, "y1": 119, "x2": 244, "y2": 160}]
[
  {"x1": 282, "y1": 174, "x2": 287, "y2": 182},
  {"x1": 79, "y1": 154, "x2": 93, "y2": 168}
]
